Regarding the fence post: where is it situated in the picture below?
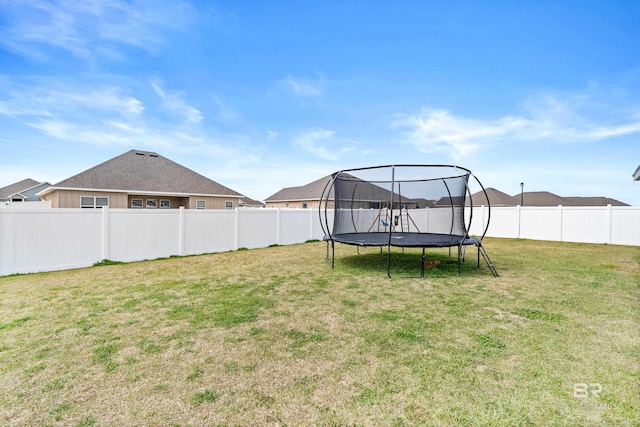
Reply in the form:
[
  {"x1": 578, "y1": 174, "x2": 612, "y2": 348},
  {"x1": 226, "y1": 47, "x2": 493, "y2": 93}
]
[
  {"x1": 309, "y1": 208, "x2": 314, "y2": 240},
  {"x1": 517, "y1": 205, "x2": 522, "y2": 238},
  {"x1": 276, "y1": 208, "x2": 281, "y2": 245},
  {"x1": 0, "y1": 210, "x2": 16, "y2": 276},
  {"x1": 558, "y1": 205, "x2": 563, "y2": 242},
  {"x1": 102, "y1": 207, "x2": 109, "y2": 261},
  {"x1": 178, "y1": 206, "x2": 185, "y2": 256},
  {"x1": 605, "y1": 204, "x2": 612, "y2": 244},
  {"x1": 234, "y1": 207, "x2": 240, "y2": 250}
]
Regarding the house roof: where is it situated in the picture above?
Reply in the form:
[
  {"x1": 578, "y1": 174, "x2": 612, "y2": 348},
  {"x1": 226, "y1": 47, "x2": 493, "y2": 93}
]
[
  {"x1": 468, "y1": 188, "x2": 516, "y2": 206},
  {"x1": 265, "y1": 173, "x2": 417, "y2": 205},
  {"x1": 239, "y1": 196, "x2": 265, "y2": 207},
  {"x1": 519, "y1": 191, "x2": 566, "y2": 206},
  {"x1": 267, "y1": 174, "x2": 632, "y2": 207},
  {"x1": 265, "y1": 175, "x2": 333, "y2": 202},
  {"x1": 634, "y1": 165, "x2": 640, "y2": 181},
  {"x1": 39, "y1": 150, "x2": 243, "y2": 198},
  {"x1": 464, "y1": 188, "x2": 629, "y2": 207},
  {"x1": 561, "y1": 196, "x2": 628, "y2": 207},
  {"x1": 0, "y1": 178, "x2": 44, "y2": 199}
]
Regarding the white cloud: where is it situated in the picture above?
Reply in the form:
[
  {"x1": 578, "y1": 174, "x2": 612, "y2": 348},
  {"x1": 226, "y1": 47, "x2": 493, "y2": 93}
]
[
  {"x1": 392, "y1": 89, "x2": 640, "y2": 159},
  {"x1": 212, "y1": 95, "x2": 237, "y2": 122},
  {"x1": 0, "y1": 79, "x2": 224, "y2": 155},
  {"x1": 391, "y1": 108, "x2": 514, "y2": 159},
  {"x1": 151, "y1": 80, "x2": 203, "y2": 124},
  {"x1": 0, "y1": 0, "x2": 193, "y2": 62},
  {"x1": 0, "y1": 84, "x2": 144, "y2": 118},
  {"x1": 282, "y1": 75, "x2": 325, "y2": 98},
  {"x1": 266, "y1": 130, "x2": 279, "y2": 141},
  {"x1": 294, "y1": 128, "x2": 356, "y2": 161}
]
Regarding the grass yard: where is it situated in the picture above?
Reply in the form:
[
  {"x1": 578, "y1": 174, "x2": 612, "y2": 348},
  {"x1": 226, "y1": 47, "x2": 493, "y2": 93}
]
[{"x1": 1, "y1": 238, "x2": 638, "y2": 426}]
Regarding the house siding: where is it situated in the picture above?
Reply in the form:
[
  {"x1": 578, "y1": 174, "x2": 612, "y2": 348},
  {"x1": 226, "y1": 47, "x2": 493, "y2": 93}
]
[
  {"x1": 128, "y1": 195, "x2": 189, "y2": 209},
  {"x1": 47, "y1": 190, "x2": 129, "y2": 208},
  {"x1": 265, "y1": 200, "x2": 335, "y2": 209},
  {"x1": 188, "y1": 196, "x2": 236, "y2": 210},
  {"x1": 45, "y1": 190, "x2": 238, "y2": 209}
]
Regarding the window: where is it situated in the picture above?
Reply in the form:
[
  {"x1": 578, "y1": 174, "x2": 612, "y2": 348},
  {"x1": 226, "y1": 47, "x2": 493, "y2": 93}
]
[
  {"x1": 131, "y1": 199, "x2": 143, "y2": 209},
  {"x1": 196, "y1": 200, "x2": 206, "y2": 210},
  {"x1": 146, "y1": 199, "x2": 157, "y2": 209},
  {"x1": 302, "y1": 203, "x2": 308, "y2": 209},
  {"x1": 225, "y1": 201, "x2": 233, "y2": 210},
  {"x1": 81, "y1": 196, "x2": 109, "y2": 208},
  {"x1": 160, "y1": 200, "x2": 170, "y2": 209}
]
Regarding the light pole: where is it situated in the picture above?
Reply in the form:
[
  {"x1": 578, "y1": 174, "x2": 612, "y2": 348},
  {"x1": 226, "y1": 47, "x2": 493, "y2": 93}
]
[{"x1": 520, "y1": 182, "x2": 524, "y2": 206}]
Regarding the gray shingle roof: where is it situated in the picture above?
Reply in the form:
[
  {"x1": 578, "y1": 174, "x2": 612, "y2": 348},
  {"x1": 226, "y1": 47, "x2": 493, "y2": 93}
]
[
  {"x1": 265, "y1": 173, "x2": 414, "y2": 204},
  {"x1": 0, "y1": 178, "x2": 42, "y2": 199},
  {"x1": 562, "y1": 196, "x2": 628, "y2": 207},
  {"x1": 468, "y1": 188, "x2": 516, "y2": 206},
  {"x1": 265, "y1": 175, "x2": 333, "y2": 202},
  {"x1": 239, "y1": 196, "x2": 265, "y2": 207},
  {"x1": 47, "y1": 150, "x2": 243, "y2": 197},
  {"x1": 468, "y1": 188, "x2": 628, "y2": 207}
]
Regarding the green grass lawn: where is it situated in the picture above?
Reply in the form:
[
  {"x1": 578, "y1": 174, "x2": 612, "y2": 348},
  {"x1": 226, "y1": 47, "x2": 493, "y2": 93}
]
[{"x1": 1, "y1": 239, "x2": 638, "y2": 426}]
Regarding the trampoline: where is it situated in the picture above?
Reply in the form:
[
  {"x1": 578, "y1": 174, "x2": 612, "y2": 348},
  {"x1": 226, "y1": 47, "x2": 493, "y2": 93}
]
[{"x1": 318, "y1": 164, "x2": 498, "y2": 277}]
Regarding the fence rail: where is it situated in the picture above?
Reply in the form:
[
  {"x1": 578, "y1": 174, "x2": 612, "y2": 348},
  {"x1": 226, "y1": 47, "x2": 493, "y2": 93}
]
[{"x1": 1, "y1": 205, "x2": 638, "y2": 276}]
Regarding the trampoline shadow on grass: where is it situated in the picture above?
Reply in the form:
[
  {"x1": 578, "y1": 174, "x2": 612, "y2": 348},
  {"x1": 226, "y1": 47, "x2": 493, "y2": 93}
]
[{"x1": 337, "y1": 248, "x2": 483, "y2": 278}]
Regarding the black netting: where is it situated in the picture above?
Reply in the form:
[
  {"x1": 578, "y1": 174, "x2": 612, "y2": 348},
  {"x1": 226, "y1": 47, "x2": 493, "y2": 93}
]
[{"x1": 322, "y1": 165, "x2": 472, "y2": 245}]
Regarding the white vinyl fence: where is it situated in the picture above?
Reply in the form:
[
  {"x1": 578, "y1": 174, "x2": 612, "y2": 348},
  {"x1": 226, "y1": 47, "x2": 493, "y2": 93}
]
[
  {"x1": 0, "y1": 207, "x2": 327, "y2": 276},
  {"x1": 1, "y1": 205, "x2": 638, "y2": 276},
  {"x1": 468, "y1": 205, "x2": 640, "y2": 246}
]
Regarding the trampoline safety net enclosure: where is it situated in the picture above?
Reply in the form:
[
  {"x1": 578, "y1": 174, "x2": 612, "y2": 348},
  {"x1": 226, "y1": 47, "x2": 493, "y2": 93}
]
[{"x1": 319, "y1": 165, "x2": 498, "y2": 277}]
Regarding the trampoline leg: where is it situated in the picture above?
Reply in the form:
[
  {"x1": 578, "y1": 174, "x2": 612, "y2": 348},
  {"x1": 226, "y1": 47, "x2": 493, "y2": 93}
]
[
  {"x1": 387, "y1": 245, "x2": 392, "y2": 278},
  {"x1": 421, "y1": 248, "x2": 426, "y2": 278},
  {"x1": 325, "y1": 240, "x2": 329, "y2": 264},
  {"x1": 331, "y1": 240, "x2": 335, "y2": 269},
  {"x1": 457, "y1": 245, "x2": 462, "y2": 276}
]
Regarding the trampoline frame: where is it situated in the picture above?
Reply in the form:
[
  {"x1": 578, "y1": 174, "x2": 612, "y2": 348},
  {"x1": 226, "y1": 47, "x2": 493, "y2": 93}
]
[{"x1": 319, "y1": 164, "x2": 498, "y2": 277}]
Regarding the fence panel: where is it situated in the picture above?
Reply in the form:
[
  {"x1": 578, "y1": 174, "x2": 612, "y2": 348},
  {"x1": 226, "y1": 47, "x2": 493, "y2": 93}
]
[
  {"x1": 561, "y1": 207, "x2": 607, "y2": 244},
  {"x1": 520, "y1": 207, "x2": 560, "y2": 241},
  {"x1": 279, "y1": 209, "x2": 313, "y2": 245},
  {"x1": 0, "y1": 208, "x2": 103, "y2": 275},
  {"x1": 485, "y1": 207, "x2": 520, "y2": 238},
  {"x1": 237, "y1": 208, "x2": 278, "y2": 249},
  {"x1": 183, "y1": 210, "x2": 236, "y2": 255},
  {"x1": 610, "y1": 207, "x2": 640, "y2": 245},
  {"x1": 108, "y1": 209, "x2": 180, "y2": 262}
]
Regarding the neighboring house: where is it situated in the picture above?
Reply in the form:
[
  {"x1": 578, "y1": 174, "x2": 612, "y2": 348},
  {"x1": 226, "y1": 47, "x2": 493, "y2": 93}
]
[
  {"x1": 468, "y1": 189, "x2": 628, "y2": 207},
  {"x1": 239, "y1": 197, "x2": 265, "y2": 208},
  {"x1": 561, "y1": 196, "x2": 628, "y2": 207},
  {"x1": 634, "y1": 165, "x2": 640, "y2": 181},
  {"x1": 265, "y1": 175, "x2": 333, "y2": 208},
  {"x1": 467, "y1": 188, "x2": 515, "y2": 207},
  {"x1": 37, "y1": 150, "x2": 246, "y2": 209},
  {"x1": 267, "y1": 174, "x2": 632, "y2": 209},
  {"x1": 266, "y1": 173, "x2": 435, "y2": 209},
  {"x1": 0, "y1": 178, "x2": 51, "y2": 203}
]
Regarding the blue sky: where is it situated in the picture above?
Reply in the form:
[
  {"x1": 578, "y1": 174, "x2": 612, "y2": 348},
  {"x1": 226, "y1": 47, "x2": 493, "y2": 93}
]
[{"x1": 1, "y1": 0, "x2": 639, "y2": 205}]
